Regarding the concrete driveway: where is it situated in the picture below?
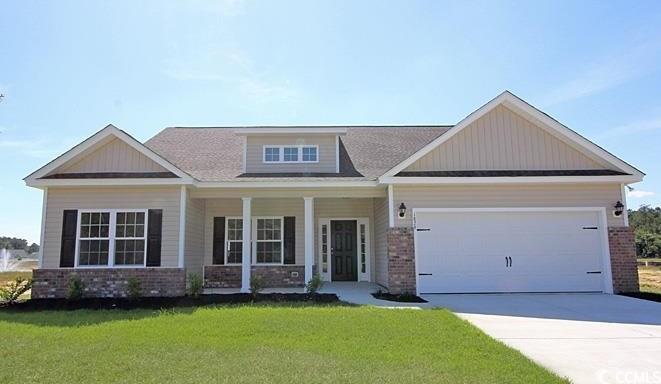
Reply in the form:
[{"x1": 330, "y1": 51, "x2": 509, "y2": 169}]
[{"x1": 422, "y1": 293, "x2": 661, "y2": 384}]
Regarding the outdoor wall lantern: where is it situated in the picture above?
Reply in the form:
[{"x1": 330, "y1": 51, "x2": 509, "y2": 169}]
[
  {"x1": 613, "y1": 201, "x2": 625, "y2": 217},
  {"x1": 398, "y1": 202, "x2": 407, "y2": 219}
]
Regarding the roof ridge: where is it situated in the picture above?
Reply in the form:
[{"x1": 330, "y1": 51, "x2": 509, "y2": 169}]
[{"x1": 164, "y1": 125, "x2": 454, "y2": 129}]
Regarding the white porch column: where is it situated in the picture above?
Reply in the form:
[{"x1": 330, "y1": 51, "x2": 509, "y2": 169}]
[
  {"x1": 178, "y1": 185, "x2": 187, "y2": 268},
  {"x1": 304, "y1": 197, "x2": 314, "y2": 283},
  {"x1": 241, "y1": 197, "x2": 252, "y2": 293}
]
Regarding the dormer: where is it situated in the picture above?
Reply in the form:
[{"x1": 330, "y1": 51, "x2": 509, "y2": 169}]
[{"x1": 235, "y1": 127, "x2": 347, "y2": 174}]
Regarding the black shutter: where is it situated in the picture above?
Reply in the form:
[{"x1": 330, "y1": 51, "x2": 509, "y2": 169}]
[
  {"x1": 59, "y1": 210, "x2": 78, "y2": 267},
  {"x1": 213, "y1": 217, "x2": 225, "y2": 265},
  {"x1": 146, "y1": 209, "x2": 162, "y2": 267},
  {"x1": 284, "y1": 216, "x2": 295, "y2": 264}
]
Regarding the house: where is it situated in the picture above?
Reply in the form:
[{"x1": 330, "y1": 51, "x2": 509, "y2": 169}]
[{"x1": 24, "y1": 91, "x2": 644, "y2": 298}]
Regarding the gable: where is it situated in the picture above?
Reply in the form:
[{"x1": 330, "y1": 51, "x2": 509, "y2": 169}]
[
  {"x1": 51, "y1": 137, "x2": 169, "y2": 175},
  {"x1": 405, "y1": 104, "x2": 610, "y2": 172}
]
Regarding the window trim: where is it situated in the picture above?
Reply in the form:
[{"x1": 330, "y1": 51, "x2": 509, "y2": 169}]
[
  {"x1": 252, "y1": 216, "x2": 284, "y2": 265},
  {"x1": 262, "y1": 145, "x2": 319, "y2": 164},
  {"x1": 74, "y1": 209, "x2": 148, "y2": 269},
  {"x1": 224, "y1": 216, "x2": 243, "y2": 265}
]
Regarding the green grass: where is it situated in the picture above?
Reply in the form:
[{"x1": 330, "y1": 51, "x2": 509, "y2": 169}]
[
  {"x1": 639, "y1": 266, "x2": 661, "y2": 294},
  {"x1": 0, "y1": 271, "x2": 32, "y2": 285},
  {"x1": 0, "y1": 304, "x2": 566, "y2": 383}
]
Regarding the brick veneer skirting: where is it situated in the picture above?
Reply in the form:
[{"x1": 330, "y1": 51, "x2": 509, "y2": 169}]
[
  {"x1": 204, "y1": 265, "x2": 306, "y2": 288},
  {"x1": 387, "y1": 227, "x2": 416, "y2": 294},
  {"x1": 31, "y1": 268, "x2": 186, "y2": 299},
  {"x1": 608, "y1": 226, "x2": 639, "y2": 293}
]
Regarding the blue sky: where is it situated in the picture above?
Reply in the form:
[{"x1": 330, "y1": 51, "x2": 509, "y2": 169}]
[{"x1": 1, "y1": 0, "x2": 660, "y2": 243}]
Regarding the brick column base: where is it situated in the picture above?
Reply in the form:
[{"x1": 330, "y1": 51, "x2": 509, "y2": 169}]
[
  {"x1": 387, "y1": 227, "x2": 416, "y2": 294},
  {"x1": 608, "y1": 227, "x2": 639, "y2": 293},
  {"x1": 31, "y1": 268, "x2": 186, "y2": 299}
]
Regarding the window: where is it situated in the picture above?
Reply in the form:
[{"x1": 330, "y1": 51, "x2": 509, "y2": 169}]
[
  {"x1": 78, "y1": 212, "x2": 110, "y2": 266},
  {"x1": 262, "y1": 145, "x2": 318, "y2": 164},
  {"x1": 360, "y1": 224, "x2": 366, "y2": 274},
  {"x1": 264, "y1": 147, "x2": 280, "y2": 162},
  {"x1": 302, "y1": 146, "x2": 317, "y2": 162},
  {"x1": 254, "y1": 217, "x2": 283, "y2": 264},
  {"x1": 283, "y1": 147, "x2": 298, "y2": 162},
  {"x1": 226, "y1": 218, "x2": 243, "y2": 264},
  {"x1": 114, "y1": 212, "x2": 146, "y2": 266},
  {"x1": 76, "y1": 210, "x2": 148, "y2": 267},
  {"x1": 321, "y1": 224, "x2": 328, "y2": 273}
]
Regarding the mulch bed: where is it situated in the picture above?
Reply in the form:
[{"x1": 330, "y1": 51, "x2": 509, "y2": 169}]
[
  {"x1": 0, "y1": 293, "x2": 339, "y2": 311},
  {"x1": 620, "y1": 292, "x2": 661, "y2": 303},
  {"x1": 372, "y1": 291, "x2": 427, "y2": 303}
]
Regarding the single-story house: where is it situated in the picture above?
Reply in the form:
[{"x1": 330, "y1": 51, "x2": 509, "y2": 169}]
[{"x1": 25, "y1": 91, "x2": 643, "y2": 298}]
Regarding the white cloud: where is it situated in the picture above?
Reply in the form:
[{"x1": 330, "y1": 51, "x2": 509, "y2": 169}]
[
  {"x1": 543, "y1": 39, "x2": 661, "y2": 106},
  {"x1": 627, "y1": 190, "x2": 655, "y2": 198},
  {"x1": 599, "y1": 115, "x2": 661, "y2": 139}
]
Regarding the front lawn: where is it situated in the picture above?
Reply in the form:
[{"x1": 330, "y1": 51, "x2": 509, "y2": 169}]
[
  {"x1": 0, "y1": 304, "x2": 566, "y2": 383},
  {"x1": 639, "y1": 265, "x2": 661, "y2": 294}
]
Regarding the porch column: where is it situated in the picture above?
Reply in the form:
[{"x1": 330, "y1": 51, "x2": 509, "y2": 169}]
[
  {"x1": 241, "y1": 197, "x2": 252, "y2": 293},
  {"x1": 304, "y1": 197, "x2": 314, "y2": 283}
]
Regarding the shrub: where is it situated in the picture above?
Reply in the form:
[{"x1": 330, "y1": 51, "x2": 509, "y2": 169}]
[
  {"x1": 305, "y1": 274, "x2": 324, "y2": 295},
  {"x1": 0, "y1": 277, "x2": 32, "y2": 304},
  {"x1": 126, "y1": 277, "x2": 142, "y2": 300},
  {"x1": 67, "y1": 274, "x2": 84, "y2": 300},
  {"x1": 249, "y1": 275, "x2": 264, "y2": 296},
  {"x1": 188, "y1": 273, "x2": 203, "y2": 298}
]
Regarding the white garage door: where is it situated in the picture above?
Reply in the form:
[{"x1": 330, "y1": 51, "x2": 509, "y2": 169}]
[{"x1": 415, "y1": 209, "x2": 608, "y2": 294}]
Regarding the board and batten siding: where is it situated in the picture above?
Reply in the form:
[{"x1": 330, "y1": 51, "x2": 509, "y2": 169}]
[
  {"x1": 184, "y1": 197, "x2": 205, "y2": 276},
  {"x1": 245, "y1": 134, "x2": 337, "y2": 173},
  {"x1": 392, "y1": 183, "x2": 626, "y2": 228},
  {"x1": 58, "y1": 137, "x2": 168, "y2": 174},
  {"x1": 41, "y1": 187, "x2": 181, "y2": 268},
  {"x1": 405, "y1": 105, "x2": 609, "y2": 172},
  {"x1": 372, "y1": 197, "x2": 389, "y2": 287}
]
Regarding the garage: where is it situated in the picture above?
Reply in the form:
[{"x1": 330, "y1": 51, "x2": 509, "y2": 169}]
[{"x1": 414, "y1": 208, "x2": 612, "y2": 294}]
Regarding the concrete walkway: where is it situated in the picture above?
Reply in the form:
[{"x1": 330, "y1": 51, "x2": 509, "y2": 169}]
[{"x1": 421, "y1": 293, "x2": 661, "y2": 384}]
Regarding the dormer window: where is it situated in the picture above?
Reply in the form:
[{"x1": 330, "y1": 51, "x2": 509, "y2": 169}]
[{"x1": 263, "y1": 145, "x2": 319, "y2": 164}]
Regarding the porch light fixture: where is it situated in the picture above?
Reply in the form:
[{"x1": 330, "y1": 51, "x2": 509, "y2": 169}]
[
  {"x1": 398, "y1": 202, "x2": 407, "y2": 219},
  {"x1": 613, "y1": 201, "x2": 625, "y2": 217}
]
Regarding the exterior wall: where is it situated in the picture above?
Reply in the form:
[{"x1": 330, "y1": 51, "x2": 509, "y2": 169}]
[
  {"x1": 386, "y1": 227, "x2": 415, "y2": 294},
  {"x1": 245, "y1": 134, "x2": 337, "y2": 173},
  {"x1": 204, "y1": 265, "x2": 241, "y2": 288},
  {"x1": 608, "y1": 227, "x2": 639, "y2": 293},
  {"x1": 190, "y1": 187, "x2": 385, "y2": 199},
  {"x1": 393, "y1": 183, "x2": 626, "y2": 228},
  {"x1": 57, "y1": 137, "x2": 168, "y2": 174},
  {"x1": 373, "y1": 197, "x2": 389, "y2": 286},
  {"x1": 185, "y1": 197, "x2": 205, "y2": 277},
  {"x1": 405, "y1": 105, "x2": 608, "y2": 172},
  {"x1": 42, "y1": 187, "x2": 182, "y2": 268},
  {"x1": 31, "y1": 268, "x2": 186, "y2": 298},
  {"x1": 204, "y1": 265, "x2": 305, "y2": 288}
]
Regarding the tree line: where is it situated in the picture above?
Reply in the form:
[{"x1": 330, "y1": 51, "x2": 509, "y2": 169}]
[
  {"x1": 0, "y1": 237, "x2": 39, "y2": 254},
  {"x1": 629, "y1": 206, "x2": 661, "y2": 259}
]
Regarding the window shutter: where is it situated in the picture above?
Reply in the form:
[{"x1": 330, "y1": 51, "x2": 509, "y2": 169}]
[
  {"x1": 284, "y1": 216, "x2": 295, "y2": 264},
  {"x1": 213, "y1": 217, "x2": 225, "y2": 265},
  {"x1": 59, "y1": 210, "x2": 78, "y2": 267},
  {"x1": 146, "y1": 209, "x2": 163, "y2": 267}
]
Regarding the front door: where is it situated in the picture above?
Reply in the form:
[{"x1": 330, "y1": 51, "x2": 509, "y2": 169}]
[{"x1": 331, "y1": 220, "x2": 357, "y2": 281}]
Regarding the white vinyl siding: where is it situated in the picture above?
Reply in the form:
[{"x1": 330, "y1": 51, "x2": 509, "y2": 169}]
[
  {"x1": 41, "y1": 187, "x2": 181, "y2": 269},
  {"x1": 56, "y1": 137, "x2": 169, "y2": 174},
  {"x1": 405, "y1": 105, "x2": 609, "y2": 172},
  {"x1": 184, "y1": 196, "x2": 205, "y2": 276},
  {"x1": 372, "y1": 197, "x2": 389, "y2": 286},
  {"x1": 392, "y1": 183, "x2": 626, "y2": 228},
  {"x1": 245, "y1": 135, "x2": 336, "y2": 173}
]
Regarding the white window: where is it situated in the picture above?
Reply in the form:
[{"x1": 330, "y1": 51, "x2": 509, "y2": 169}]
[
  {"x1": 76, "y1": 209, "x2": 148, "y2": 268},
  {"x1": 225, "y1": 217, "x2": 243, "y2": 264},
  {"x1": 262, "y1": 145, "x2": 319, "y2": 164},
  {"x1": 253, "y1": 217, "x2": 283, "y2": 264}
]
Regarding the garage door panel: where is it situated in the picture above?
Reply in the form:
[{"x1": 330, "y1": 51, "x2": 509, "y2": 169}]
[{"x1": 415, "y1": 210, "x2": 606, "y2": 294}]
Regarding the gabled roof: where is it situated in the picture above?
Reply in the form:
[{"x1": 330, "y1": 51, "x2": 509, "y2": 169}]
[
  {"x1": 380, "y1": 91, "x2": 644, "y2": 181},
  {"x1": 24, "y1": 124, "x2": 193, "y2": 186},
  {"x1": 144, "y1": 126, "x2": 449, "y2": 182}
]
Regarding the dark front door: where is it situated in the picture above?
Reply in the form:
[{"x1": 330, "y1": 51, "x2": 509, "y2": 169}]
[{"x1": 331, "y1": 220, "x2": 357, "y2": 281}]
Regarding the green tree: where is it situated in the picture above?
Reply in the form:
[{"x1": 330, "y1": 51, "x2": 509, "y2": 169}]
[{"x1": 629, "y1": 205, "x2": 661, "y2": 258}]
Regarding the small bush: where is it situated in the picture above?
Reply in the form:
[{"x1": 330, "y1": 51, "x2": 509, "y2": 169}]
[
  {"x1": 0, "y1": 277, "x2": 32, "y2": 304},
  {"x1": 67, "y1": 274, "x2": 84, "y2": 300},
  {"x1": 126, "y1": 277, "x2": 142, "y2": 300},
  {"x1": 188, "y1": 273, "x2": 203, "y2": 298},
  {"x1": 305, "y1": 274, "x2": 324, "y2": 295},
  {"x1": 250, "y1": 275, "x2": 264, "y2": 296}
]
